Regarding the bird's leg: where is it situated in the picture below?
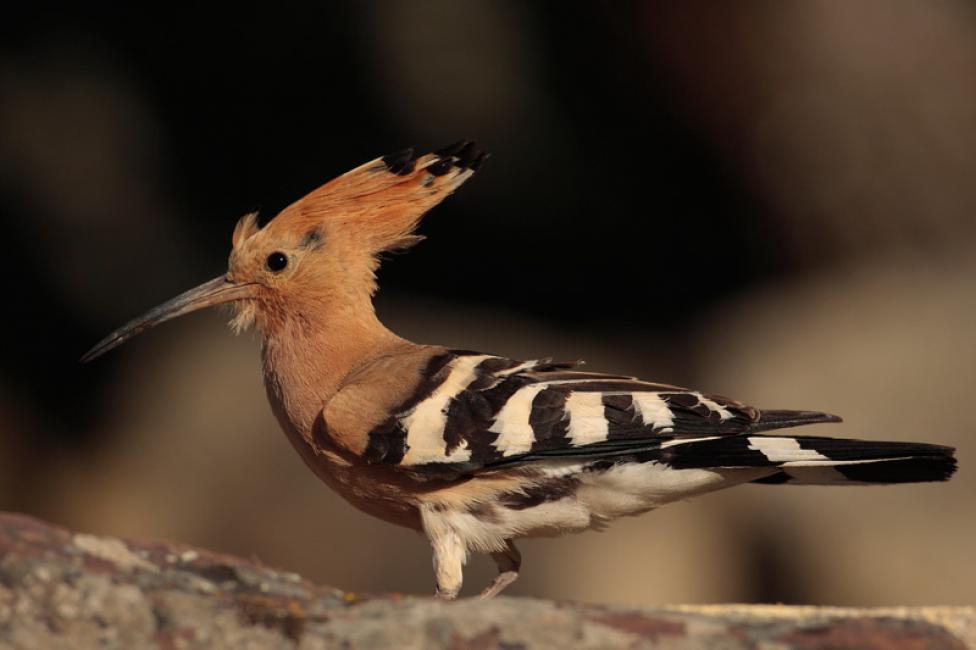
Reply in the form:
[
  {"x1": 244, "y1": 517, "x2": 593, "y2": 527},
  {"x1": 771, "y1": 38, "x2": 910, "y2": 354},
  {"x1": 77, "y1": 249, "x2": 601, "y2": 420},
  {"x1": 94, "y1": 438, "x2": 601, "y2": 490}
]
[
  {"x1": 479, "y1": 540, "x2": 521, "y2": 599},
  {"x1": 429, "y1": 527, "x2": 467, "y2": 600}
]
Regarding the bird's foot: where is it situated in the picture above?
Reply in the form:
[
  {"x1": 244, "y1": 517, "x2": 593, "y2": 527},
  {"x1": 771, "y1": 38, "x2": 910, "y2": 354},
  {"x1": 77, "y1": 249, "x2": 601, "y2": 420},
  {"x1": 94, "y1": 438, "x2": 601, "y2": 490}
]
[
  {"x1": 478, "y1": 570, "x2": 519, "y2": 599},
  {"x1": 434, "y1": 587, "x2": 459, "y2": 601}
]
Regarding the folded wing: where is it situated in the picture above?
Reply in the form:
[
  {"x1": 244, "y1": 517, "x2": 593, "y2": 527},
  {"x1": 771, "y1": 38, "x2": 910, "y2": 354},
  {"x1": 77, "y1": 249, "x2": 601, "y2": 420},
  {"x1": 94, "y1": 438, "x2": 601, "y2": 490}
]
[{"x1": 362, "y1": 350, "x2": 840, "y2": 475}]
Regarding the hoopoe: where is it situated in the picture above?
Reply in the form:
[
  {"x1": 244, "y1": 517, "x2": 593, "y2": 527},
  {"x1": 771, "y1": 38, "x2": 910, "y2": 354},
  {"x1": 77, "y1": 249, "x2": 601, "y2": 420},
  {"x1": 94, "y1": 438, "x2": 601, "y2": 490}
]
[{"x1": 83, "y1": 142, "x2": 957, "y2": 599}]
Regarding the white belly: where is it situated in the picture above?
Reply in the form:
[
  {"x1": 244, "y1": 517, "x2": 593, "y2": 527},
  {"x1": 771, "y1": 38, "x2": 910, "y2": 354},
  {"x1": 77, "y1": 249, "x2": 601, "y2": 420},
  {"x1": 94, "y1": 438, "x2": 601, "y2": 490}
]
[
  {"x1": 435, "y1": 461, "x2": 770, "y2": 553},
  {"x1": 578, "y1": 461, "x2": 767, "y2": 520}
]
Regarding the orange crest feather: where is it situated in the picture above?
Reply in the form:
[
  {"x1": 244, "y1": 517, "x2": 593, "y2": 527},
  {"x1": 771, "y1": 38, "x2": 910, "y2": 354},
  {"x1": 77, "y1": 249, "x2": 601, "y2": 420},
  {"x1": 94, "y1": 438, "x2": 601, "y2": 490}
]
[
  {"x1": 232, "y1": 210, "x2": 261, "y2": 250},
  {"x1": 265, "y1": 142, "x2": 487, "y2": 253}
]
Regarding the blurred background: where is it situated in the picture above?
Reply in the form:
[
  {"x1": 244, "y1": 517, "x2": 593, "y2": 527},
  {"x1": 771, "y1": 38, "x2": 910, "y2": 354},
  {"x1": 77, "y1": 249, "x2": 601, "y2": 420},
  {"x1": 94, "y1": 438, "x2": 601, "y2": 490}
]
[{"x1": 1, "y1": 1, "x2": 973, "y2": 606}]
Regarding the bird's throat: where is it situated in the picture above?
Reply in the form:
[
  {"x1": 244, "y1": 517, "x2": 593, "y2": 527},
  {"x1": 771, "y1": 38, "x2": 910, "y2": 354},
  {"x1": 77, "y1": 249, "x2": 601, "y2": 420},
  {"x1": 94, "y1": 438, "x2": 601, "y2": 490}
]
[{"x1": 259, "y1": 306, "x2": 406, "y2": 441}]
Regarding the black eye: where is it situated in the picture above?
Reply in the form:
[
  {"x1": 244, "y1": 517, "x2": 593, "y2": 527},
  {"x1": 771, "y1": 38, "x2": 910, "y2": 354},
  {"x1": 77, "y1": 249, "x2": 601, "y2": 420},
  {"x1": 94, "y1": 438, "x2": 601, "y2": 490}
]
[{"x1": 266, "y1": 252, "x2": 288, "y2": 272}]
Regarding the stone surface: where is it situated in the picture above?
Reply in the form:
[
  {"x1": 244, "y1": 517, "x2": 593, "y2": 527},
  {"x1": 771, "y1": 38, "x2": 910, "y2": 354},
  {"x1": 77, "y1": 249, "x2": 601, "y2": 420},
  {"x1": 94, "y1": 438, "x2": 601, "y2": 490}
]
[{"x1": 0, "y1": 512, "x2": 971, "y2": 649}]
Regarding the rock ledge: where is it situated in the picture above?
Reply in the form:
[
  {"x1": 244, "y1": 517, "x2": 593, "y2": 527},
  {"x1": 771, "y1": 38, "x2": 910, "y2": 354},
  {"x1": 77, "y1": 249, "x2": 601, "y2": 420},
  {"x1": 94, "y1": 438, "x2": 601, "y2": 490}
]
[{"x1": 0, "y1": 513, "x2": 970, "y2": 649}]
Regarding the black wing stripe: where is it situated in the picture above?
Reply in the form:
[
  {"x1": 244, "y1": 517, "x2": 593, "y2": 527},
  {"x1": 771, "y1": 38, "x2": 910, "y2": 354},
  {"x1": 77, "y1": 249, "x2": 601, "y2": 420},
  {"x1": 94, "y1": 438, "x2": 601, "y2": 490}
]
[
  {"x1": 603, "y1": 394, "x2": 637, "y2": 439},
  {"x1": 442, "y1": 355, "x2": 536, "y2": 458},
  {"x1": 528, "y1": 388, "x2": 571, "y2": 453},
  {"x1": 363, "y1": 351, "x2": 456, "y2": 464}
]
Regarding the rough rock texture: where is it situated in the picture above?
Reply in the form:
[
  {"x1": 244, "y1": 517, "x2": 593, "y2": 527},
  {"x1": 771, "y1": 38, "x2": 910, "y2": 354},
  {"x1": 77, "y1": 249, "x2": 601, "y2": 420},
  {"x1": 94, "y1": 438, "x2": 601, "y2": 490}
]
[{"x1": 0, "y1": 513, "x2": 971, "y2": 649}]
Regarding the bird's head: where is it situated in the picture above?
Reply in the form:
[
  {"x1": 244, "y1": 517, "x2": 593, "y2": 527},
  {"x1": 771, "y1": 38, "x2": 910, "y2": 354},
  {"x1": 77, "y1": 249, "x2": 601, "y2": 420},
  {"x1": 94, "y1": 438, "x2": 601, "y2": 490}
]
[{"x1": 81, "y1": 142, "x2": 487, "y2": 362}]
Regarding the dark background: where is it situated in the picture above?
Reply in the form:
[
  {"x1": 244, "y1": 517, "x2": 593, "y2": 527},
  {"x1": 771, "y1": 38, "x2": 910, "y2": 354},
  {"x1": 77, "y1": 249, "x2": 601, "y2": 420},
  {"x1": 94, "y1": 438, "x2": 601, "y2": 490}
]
[{"x1": 1, "y1": 1, "x2": 973, "y2": 605}]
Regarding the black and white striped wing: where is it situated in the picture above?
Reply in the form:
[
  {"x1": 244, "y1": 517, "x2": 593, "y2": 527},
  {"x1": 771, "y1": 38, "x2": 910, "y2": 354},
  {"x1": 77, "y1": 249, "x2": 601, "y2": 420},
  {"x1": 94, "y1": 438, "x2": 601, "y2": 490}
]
[{"x1": 363, "y1": 350, "x2": 764, "y2": 472}]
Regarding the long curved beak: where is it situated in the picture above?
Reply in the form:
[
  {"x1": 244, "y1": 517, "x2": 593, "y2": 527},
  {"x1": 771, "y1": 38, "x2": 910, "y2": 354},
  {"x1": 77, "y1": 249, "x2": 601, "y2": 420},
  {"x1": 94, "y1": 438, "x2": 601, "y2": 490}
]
[{"x1": 80, "y1": 276, "x2": 257, "y2": 363}]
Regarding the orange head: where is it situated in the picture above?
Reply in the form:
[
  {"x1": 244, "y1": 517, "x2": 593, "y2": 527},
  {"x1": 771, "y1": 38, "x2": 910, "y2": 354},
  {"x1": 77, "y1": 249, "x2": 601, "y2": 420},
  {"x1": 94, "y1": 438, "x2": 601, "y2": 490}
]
[{"x1": 81, "y1": 142, "x2": 487, "y2": 362}]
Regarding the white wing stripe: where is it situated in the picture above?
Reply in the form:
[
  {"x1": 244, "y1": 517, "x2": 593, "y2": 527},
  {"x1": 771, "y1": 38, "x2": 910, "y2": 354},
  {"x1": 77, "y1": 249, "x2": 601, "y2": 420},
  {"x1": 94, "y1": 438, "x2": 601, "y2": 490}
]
[
  {"x1": 565, "y1": 391, "x2": 609, "y2": 446},
  {"x1": 659, "y1": 436, "x2": 720, "y2": 448},
  {"x1": 400, "y1": 354, "x2": 492, "y2": 464},
  {"x1": 697, "y1": 395, "x2": 734, "y2": 420},
  {"x1": 495, "y1": 359, "x2": 542, "y2": 376},
  {"x1": 631, "y1": 393, "x2": 675, "y2": 429},
  {"x1": 490, "y1": 384, "x2": 548, "y2": 456}
]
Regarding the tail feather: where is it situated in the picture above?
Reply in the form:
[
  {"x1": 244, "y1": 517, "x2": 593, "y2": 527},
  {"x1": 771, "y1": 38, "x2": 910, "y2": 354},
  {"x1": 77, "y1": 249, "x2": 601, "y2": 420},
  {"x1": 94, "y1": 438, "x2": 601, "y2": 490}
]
[
  {"x1": 748, "y1": 409, "x2": 843, "y2": 433},
  {"x1": 747, "y1": 435, "x2": 957, "y2": 485},
  {"x1": 734, "y1": 410, "x2": 953, "y2": 485},
  {"x1": 658, "y1": 432, "x2": 957, "y2": 485}
]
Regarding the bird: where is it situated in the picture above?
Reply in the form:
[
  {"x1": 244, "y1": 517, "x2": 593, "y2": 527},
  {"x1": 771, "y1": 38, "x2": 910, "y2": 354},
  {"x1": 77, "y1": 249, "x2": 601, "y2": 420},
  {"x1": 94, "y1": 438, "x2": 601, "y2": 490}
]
[{"x1": 82, "y1": 141, "x2": 957, "y2": 600}]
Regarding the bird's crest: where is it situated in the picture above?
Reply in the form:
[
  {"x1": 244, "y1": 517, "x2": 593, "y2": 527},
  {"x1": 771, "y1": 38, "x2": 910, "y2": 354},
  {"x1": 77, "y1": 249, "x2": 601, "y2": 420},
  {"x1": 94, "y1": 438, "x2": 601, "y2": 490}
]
[
  {"x1": 231, "y1": 141, "x2": 488, "y2": 255},
  {"x1": 231, "y1": 210, "x2": 261, "y2": 250}
]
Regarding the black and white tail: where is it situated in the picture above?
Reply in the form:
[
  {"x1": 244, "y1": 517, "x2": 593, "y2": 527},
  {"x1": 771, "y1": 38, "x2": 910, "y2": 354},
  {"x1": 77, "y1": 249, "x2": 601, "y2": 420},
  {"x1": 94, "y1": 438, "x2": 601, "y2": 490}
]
[
  {"x1": 747, "y1": 409, "x2": 957, "y2": 485},
  {"x1": 747, "y1": 435, "x2": 957, "y2": 485},
  {"x1": 656, "y1": 406, "x2": 957, "y2": 486}
]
